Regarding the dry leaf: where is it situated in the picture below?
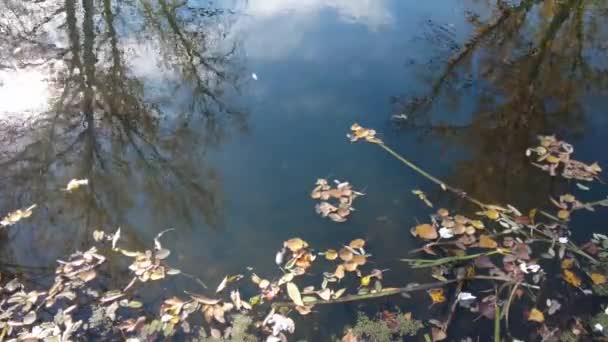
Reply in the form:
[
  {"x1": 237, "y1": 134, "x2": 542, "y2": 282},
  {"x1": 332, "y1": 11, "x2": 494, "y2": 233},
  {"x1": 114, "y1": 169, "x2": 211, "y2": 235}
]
[
  {"x1": 557, "y1": 210, "x2": 570, "y2": 220},
  {"x1": 563, "y1": 269, "x2": 582, "y2": 287},
  {"x1": 349, "y1": 239, "x2": 365, "y2": 249},
  {"x1": 324, "y1": 249, "x2": 338, "y2": 261},
  {"x1": 216, "y1": 276, "x2": 228, "y2": 293},
  {"x1": 528, "y1": 308, "x2": 545, "y2": 323},
  {"x1": 428, "y1": 288, "x2": 446, "y2": 304},
  {"x1": 591, "y1": 273, "x2": 607, "y2": 285},
  {"x1": 339, "y1": 248, "x2": 353, "y2": 261},
  {"x1": 412, "y1": 224, "x2": 438, "y2": 240},
  {"x1": 284, "y1": 238, "x2": 308, "y2": 253},
  {"x1": 478, "y1": 235, "x2": 498, "y2": 249},
  {"x1": 65, "y1": 179, "x2": 89, "y2": 191},
  {"x1": 286, "y1": 282, "x2": 304, "y2": 306},
  {"x1": 317, "y1": 288, "x2": 331, "y2": 301},
  {"x1": 486, "y1": 209, "x2": 500, "y2": 220}
]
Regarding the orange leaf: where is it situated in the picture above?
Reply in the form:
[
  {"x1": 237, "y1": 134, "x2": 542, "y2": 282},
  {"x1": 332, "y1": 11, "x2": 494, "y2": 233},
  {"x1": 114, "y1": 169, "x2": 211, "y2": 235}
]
[
  {"x1": 591, "y1": 273, "x2": 607, "y2": 285},
  {"x1": 412, "y1": 224, "x2": 438, "y2": 240},
  {"x1": 561, "y1": 259, "x2": 574, "y2": 269},
  {"x1": 563, "y1": 269, "x2": 582, "y2": 287}
]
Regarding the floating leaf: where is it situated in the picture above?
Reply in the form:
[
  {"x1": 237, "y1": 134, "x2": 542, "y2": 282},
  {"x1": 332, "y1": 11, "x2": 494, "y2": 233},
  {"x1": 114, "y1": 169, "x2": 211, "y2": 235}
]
[
  {"x1": 561, "y1": 259, "x2": 574, "y2": 269},
  {"x1": 428, "y1": 288, "x2": 446, "y2": 304},
  {"x1": 324, "y1": 249, "x2": 338, "y2": 261},
  {"x1": 563, "y1": 269, "x2": 582, "y2": 287},
  {"x1": 333, "y1": 288, "x2": 346, "y2": 299},
  {"x1": 478, "y1": 235, "x2": 498, "y2": 249},
  {"x1": 412, "y1": 224, "x2": 438, "y2": 240},
  {"x1": 557, "y1": 210, "x2": 570, "y2": 220},
  {"x1": 349, "y1": 239, "x2": 366, "y2": 249},
  {"x1": 22, "y1": 311, "x2": 36, "y2": 325},
  {"x1": 1, "y1": 204, "x2": 36, "y2": 227},
  {"x1": 486, "y1": 209, "x2": 500, "y2": 220},
  {"x1": 360, "y1": 275, "x2": 371, "y2": 287},
  {"x1": 528, "y1": 308, "x2": 545, "y2": 323},
  {"x1": 65, "y1": 178, "x2": 89, "y2": 191},
  {"x1": 286, "y1": 282, "x2": 304, "y2": 306},
  {"x1": 317, "y1": 288, "x2": 331, "y2": 301},
  {"x1": 216, "y1": 276, "x2": 228, "y2": 293},
  {"x1": 591, "y1": 273, "x2": 607, "y2": 285},
  {"x1": 284, "y1": 238, "x2": 308, "y2": 253},
  {"x1": 339, "y1": 248, "x2": 353, "y2": 261},
  {"x1": 187, "y1": 292, "x2": 221, "y2": 305}
]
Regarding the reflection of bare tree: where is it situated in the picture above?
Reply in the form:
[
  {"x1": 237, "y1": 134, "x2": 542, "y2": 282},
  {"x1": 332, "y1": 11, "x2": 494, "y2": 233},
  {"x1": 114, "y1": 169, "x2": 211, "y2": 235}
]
[
  {"x1": 0, "y1": 0, "x2": 245, "y2": 263},
  {"x1": 394, "y1": 0, "x2": 608, "y2": 206}
]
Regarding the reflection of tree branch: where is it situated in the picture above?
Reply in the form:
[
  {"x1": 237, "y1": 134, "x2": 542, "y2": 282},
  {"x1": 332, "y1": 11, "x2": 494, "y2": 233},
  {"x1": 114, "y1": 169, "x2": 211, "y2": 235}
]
[{"x1": 402, "y1": 1, "x2": 532, "y2": 117}]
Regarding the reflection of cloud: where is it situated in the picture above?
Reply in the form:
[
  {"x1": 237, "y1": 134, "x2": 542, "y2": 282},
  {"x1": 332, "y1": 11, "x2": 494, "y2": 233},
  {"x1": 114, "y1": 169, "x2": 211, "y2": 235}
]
[
  {"x1": 247, "y1": 0, "x2": 392, "y2": 28},
  {"x1": 0, "y1": 67, "x2": 50, "y2": 118},
  {"x1": 235, "y1": 0, "x2": 392, "y2": 60}
]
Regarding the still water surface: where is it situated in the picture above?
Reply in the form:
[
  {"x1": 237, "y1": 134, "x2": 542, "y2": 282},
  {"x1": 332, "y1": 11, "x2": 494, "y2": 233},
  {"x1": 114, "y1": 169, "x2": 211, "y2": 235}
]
[{"x1": 0, "y1": 0, "x2": 607, "y2": 339}]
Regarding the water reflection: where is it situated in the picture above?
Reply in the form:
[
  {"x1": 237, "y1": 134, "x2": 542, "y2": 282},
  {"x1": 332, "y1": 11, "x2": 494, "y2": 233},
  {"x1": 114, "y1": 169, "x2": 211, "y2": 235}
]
[
  {"x1": 395, "y1": 0, "x2": 608, "y2": 208},
  {"x1": 0, "y1": 0, "x2": 245, "y2": 266}
]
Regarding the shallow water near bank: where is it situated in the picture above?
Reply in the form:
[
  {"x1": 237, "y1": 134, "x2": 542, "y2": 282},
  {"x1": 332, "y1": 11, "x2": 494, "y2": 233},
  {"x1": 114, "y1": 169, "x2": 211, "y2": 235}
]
[{"x1": 0, "y1": 0, "x2": 607, "y2": 339}]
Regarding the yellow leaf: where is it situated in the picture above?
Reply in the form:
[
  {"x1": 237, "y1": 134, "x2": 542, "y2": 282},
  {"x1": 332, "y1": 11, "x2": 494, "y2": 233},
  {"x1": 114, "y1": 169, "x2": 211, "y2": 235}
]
[
  {"x1": 437, "y1": 208, "x2": 449, "y2": 217},
  {"x1": 591, "y1": 273, "x2": 607, "y2": 285},
  {"x1": 529, "y1": 208, "x2": 537, "y2": 224},
  {"x1": 557, "y1": 210, "x2": 570, "y2": 220},
  {"x1": 528, "y1": 308, "x2": 545, "y2": 323},
  {"x1": 563, "y1": 269, "x2": 582, "y2": 287},
  {"x1": 360, "y1": 276, "x2": 371, "y2": 287},
  {"x1": 412, "y1": 224, "x2": 438, "y2": 240},
  {"x1": 427, "y1": 288, "x2": 446, "y2": 304},
  {"x1": 486, "y1": 209, "x2": 500, "y2": 220},
  {"x1": 478, "y1": 235, "x2": 498, "y2": 249},
  {"x1": 546, "y1": 155, "x2": 561, "y2": 164},
  {"x1": 471, "y1": 220, "x2": 485, "y2": 229},
  {"x1": 561, "y1": 259, "x2": 574, "y2": 269}
]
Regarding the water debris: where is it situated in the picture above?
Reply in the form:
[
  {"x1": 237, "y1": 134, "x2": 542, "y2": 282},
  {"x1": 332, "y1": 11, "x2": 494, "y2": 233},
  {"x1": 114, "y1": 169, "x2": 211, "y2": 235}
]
[
  {"x1": 64, "y1": 178, "x2": 89, "y2": 192},
  {"x1": 0, "y1": 204, "x2": 36, "y2": 227},
  {"x1": 311, "y1": 178, "x2": 363, "y2": 222},
  {"x1": 251, "y1": 73, "x2": 258, "y2": 80},
  {"x1": 412, "y1": 189, "x2": 433, "y2": 207}
]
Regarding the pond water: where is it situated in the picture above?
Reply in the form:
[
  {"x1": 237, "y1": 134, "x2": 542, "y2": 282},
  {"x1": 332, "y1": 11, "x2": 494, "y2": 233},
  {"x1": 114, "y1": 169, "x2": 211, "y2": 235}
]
[{"x1": 0, "y1": 0, "x2": 607, "y2": 339}]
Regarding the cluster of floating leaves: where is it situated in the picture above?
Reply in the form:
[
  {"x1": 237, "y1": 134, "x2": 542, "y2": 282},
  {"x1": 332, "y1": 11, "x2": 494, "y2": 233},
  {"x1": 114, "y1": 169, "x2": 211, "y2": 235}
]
[
  {"x1": 527, "y1": 135, "x2": 601, "y2": 182},
  {"x1": 311, "y1": 179, "x2": 363, "y2": 222}
]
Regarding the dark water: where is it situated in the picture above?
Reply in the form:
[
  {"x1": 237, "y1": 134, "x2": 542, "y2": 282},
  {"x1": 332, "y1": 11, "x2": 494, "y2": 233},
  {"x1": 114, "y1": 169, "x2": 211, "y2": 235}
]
[{"x1": 0, "y1": 0, "x2": 607, "y2": 339}]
